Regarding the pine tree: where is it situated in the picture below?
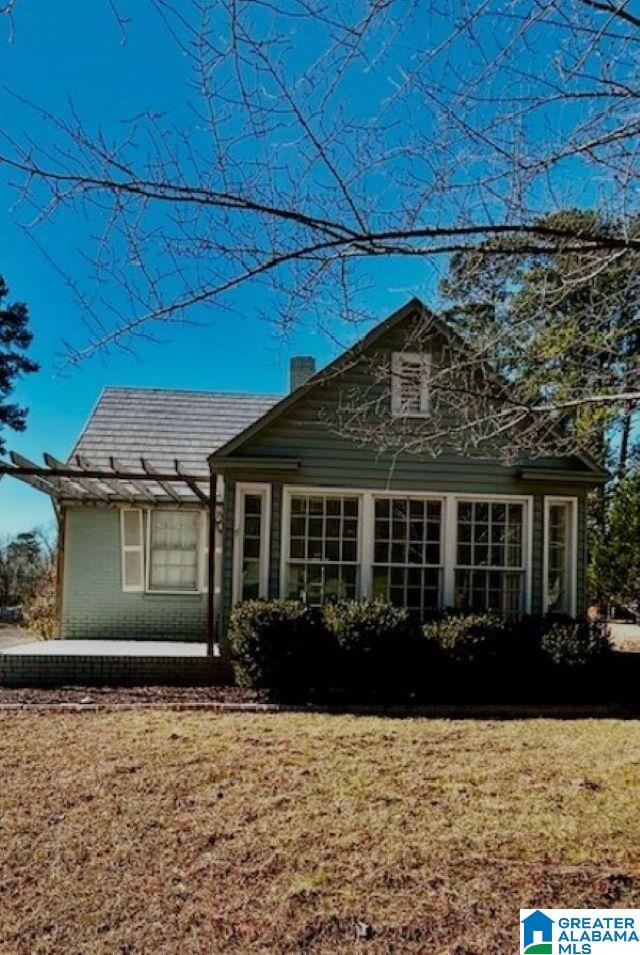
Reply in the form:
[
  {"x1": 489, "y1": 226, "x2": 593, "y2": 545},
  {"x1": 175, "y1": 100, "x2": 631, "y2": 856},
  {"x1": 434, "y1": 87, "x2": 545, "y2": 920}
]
[{"x1": 0, "y1": 275, "x2": 38, "y2": 455}]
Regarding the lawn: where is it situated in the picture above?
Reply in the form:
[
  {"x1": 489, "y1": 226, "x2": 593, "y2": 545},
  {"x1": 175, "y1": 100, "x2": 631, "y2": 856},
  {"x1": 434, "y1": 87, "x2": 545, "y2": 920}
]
[{"x1": 1, "y1": 713, "x2": 640, "y2": 954}]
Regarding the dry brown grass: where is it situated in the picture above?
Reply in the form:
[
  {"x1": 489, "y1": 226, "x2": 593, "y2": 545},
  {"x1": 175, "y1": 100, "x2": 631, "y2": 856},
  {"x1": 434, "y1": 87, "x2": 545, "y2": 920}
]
[{"x1": 1, "y1": 713, "x2": 640, "y2": 954}]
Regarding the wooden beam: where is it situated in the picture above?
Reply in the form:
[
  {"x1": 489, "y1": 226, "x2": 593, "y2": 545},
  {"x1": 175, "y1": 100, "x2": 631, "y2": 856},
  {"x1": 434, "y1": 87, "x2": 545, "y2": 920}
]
[
  {"x1": 44, "y1": 452, "x2": 111, "y2": 502},
  {"x1": 8, "y1": 451, "x2": 79, "y2": 499},
  {"x1": 174, "y1": 459, "x2": 209, "y2": 503},
  {"x1": 0, "y1": 456, "x2": 206, "y2": 483},
  {"x1": 109, "y1": 457, "x2": 158, "y2": 502},
  {"x1": 75, "y1": 455, "x2": 135, "y2": 502},
  {"x1": 141, "y1": 458, "x2": 182, "y2": 503}
]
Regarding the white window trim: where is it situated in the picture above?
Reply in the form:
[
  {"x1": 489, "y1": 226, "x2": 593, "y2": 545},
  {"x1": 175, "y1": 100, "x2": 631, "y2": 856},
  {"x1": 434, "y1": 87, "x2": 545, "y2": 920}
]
[
  {"x1": 391, "y1": 351, "x2": 432, "y2": 418},
  {"x1": 120, "y1": 508, "x2": 144, "y2": 593},
  {"x1": 144, "y1": 507, "x2": 207, "y2": 596},
  {"x1": 280, "y1": 487, "x2": 533, "y2": 613},
  {"x1": 542, "y1": 495, "x2": 578, "y2": 617},
  {"x1": 233, "y1": 483, "x2": 272, "y2": 604}
]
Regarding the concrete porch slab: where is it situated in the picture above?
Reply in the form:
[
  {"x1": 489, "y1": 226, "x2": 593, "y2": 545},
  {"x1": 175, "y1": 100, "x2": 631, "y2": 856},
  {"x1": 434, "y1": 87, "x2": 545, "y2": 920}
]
[{"x1": 0, "y1": 639, "x2": 209, "y2": 658}]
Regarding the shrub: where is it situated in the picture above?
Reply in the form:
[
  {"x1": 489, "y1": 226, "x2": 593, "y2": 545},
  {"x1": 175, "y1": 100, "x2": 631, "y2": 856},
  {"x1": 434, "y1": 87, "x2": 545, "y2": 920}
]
[
  {"x1": 540, "y1": 618, "x2": 612, "y2": 669},
  {"x1": 323, "y1": 600, "x2": 427, "y2": 699},
  {"x1": 423, "y1": 612, "x2": 515, "y2": 671},
  {"x1": 228, "y1": 599, "x2": 332, "y2": 700},
  {"x1": 25, "y1": 594, "x2": 57, "y2": 638}
]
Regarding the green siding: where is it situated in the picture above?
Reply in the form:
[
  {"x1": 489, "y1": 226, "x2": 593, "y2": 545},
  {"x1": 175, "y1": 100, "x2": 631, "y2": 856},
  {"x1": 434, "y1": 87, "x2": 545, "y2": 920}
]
[
  {"x1": 62, "y1": 508, "x2": 206, "y2": 641},
  {"x1": 217, "y1": 316, "x2": 594, "y2": 623}
]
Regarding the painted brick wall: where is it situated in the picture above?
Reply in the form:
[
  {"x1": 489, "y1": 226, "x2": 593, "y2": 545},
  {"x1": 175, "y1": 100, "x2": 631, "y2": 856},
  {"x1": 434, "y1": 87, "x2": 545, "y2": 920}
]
[
  {"x1": 0, "y1": 655, "x2": 229, "y2": 687},
  {"x1": 62, "y1": 508, "x2": 206, "y2": 640}
]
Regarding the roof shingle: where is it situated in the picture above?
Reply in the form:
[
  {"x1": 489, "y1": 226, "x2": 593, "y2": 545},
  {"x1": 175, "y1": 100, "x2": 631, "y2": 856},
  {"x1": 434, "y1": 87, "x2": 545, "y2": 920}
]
[{"x1": 71, "y1": 387, "x2": 281, "y2": 476}]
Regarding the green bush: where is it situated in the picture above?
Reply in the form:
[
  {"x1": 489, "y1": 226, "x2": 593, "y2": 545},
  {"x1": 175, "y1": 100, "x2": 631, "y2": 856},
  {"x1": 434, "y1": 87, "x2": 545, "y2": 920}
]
[
  {"x1": 540, "y1": 619, "x2": 611, "y2": 668},
  {"x1": 423, "y1": 612, "x2": 515, "y2": 670},
  {"x1": 228, "y1": 599, "x2": 333, "y2": 700},
  {"x1": 229, "y1": 599, "x2": 613, "y2": 703},
  {"x1": 323, "y1": 599, "x2": 426, "y2": 699}
]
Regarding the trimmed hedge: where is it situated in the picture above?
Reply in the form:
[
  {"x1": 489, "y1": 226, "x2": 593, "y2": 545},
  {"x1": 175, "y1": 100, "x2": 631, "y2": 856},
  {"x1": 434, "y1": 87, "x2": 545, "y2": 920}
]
[
  {"x1": 228, "y1": 599, "x2": 613, "y2": 701},
  {"x1": 423, "y1": 613, "x2": 515, "y2": 670},
  {"x1": 228, "y1": 599, "x2": 333, "y2": 701},
  {"x1": 324, "y1": 600, "x2": 432, "y2": 700}
]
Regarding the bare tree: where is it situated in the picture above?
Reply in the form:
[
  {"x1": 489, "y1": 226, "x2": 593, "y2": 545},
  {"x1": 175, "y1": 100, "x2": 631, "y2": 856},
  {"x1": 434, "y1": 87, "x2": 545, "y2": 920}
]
[{"x1": 1, "y1": 0, "x2": 639, "y2": 459}]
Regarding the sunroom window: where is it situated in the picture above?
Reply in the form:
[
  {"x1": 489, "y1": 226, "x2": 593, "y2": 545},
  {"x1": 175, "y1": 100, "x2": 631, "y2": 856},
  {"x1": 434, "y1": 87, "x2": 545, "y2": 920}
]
[
  {"x1": 285, "y1": 494, "x2": 359, "y2": 604},
  {"x1": 545, "y1": 499, "x2": 576, "y2": 615},
  {"x1": 238, "y1": 493, "x2": 264, "y2": 601},
  {"x1": 149, "y1": 510, "x2": 200, "y2": 591},
  {"x1": 371, "y1": 497, "x2": 442, "y2": 615},
  {"x1": 454, "y1": 500, "x2": 525, "y2": 616}
]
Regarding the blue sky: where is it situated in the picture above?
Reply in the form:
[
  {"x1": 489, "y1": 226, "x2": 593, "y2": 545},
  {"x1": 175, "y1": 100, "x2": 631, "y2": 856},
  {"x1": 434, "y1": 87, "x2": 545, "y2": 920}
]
[{"x1": 0, "y1": 2, "x2": 434, "y2": 535}]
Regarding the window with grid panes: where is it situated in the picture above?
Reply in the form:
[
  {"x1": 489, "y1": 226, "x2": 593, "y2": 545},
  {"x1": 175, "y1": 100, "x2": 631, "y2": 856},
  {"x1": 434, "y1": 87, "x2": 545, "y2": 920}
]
[
  {"x1": 239, "y1": 493, "x2": 264, "y2": 600},
  {"x1": 149, "y1": 510, "x2": 200, "y2": 591},
  {"x1": 286, "y1": 494, "x2": 359, "y2": 604},
  {"x1": 371, "y1": 497, "x2": 442, "y2": 615},
  {"x1": 546, "y1": 502, "x2": 571, "y2": 613},
  {"x1": 454, "y1": 500, "x2": 525, "y2": 615}
]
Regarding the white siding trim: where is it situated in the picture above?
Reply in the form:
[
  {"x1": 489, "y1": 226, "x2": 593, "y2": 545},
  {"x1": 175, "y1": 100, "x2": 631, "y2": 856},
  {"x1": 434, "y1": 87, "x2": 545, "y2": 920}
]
[
  {"x1": 542, "y1": 495, "x2": 578, "y2": 617},
  {"x1": 233, "y1": 483, "x2": 271, "y2": 604},
  {"x1": 279, "y1": 487, "x2": 533, "y2": 613},
  {"x1": 442, "y1": 495, "x2": 457, "y2": 607}
]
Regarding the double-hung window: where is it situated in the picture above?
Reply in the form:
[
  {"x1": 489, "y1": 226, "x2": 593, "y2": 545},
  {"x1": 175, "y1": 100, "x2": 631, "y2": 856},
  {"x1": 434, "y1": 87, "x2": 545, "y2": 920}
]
[
  {"x1": 371, "y1": 497, "x2": 442, "y2": 615},
  {"x1": 454, "y1": 500, "x2": 525, "y2": 615},
  {"x1": 285, "y1": 493, "x2": 359, "y2": 603},
  {"x1": 148, "y1": 510, "x2": 201, "y2": 592}
]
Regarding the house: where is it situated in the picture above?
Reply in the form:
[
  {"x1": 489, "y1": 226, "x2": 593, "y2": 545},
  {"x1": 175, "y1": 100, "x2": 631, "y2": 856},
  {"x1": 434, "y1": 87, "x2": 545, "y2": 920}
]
[
  {"x1": 521, "y1": 910, "x2": 554, "y2": 952},
  {"x1": 1, "y1": 299, "x2": 607, "y2": 650}
]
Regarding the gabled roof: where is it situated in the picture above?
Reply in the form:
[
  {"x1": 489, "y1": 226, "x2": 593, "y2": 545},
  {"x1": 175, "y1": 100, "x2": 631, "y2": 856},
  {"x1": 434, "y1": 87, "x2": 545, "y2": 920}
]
[
  {"x1": 72, "y1": 386, "x2": 281, "y2": 476},
  {"x1": 209, "y1": 297, "x2": 608, "y2": 480},
  {"x1": 209, "y1": 298, "x2": 432, "y2": 462}
]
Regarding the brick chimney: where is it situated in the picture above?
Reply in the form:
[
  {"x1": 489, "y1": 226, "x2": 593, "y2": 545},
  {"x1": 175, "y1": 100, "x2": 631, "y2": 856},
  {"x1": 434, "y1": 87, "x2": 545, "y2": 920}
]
[{"x1": 290, "y1": 356, "x2": 316, "y2": 392}]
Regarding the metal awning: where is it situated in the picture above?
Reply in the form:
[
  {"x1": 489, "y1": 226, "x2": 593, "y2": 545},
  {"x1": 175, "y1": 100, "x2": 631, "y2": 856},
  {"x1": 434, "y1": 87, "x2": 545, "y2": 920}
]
[{"x1": 0, "y1": 451, "x2": 211, "y2": 504}]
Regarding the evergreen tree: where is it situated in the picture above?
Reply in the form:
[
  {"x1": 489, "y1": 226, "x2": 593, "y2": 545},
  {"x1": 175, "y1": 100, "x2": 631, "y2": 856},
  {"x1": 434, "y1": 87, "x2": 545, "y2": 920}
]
[
  {"x1": 0, "y1": 275, "x2": 38, "y2": 455},
  {"x1": 589, "y1": 464, "x2": 640, "y2": 609}
]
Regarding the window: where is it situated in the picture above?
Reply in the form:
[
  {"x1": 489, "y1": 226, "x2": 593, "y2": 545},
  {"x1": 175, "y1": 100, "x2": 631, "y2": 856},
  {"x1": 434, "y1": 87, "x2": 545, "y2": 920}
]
[
  {"x1": 121, "y1": 509, "x2": 144, "y2": 592},
  {"x1": 391, "y1": 352, "x2": 431, "y2": 417},
  {"x1": 285, "y1": 494, "x2": 359, "y2": 603},
  {"x1": 234, "y1": 485, "x2": 270, "y2": 603},
  {"x1": 454, "y1": 500, "x2": 525, "y2": 615},
  {"x1": 148, "y1": 510, "x2": 200, "y2": 592},
  {"x1": 280, "y1": 489, "x2": 531, "y2": 616},
  {"x1": 371, "y1": 497, "x2": 442, "y2": 615},
  {"x1": 544, "y1": 497, "x2": 577, "y2": 616}
]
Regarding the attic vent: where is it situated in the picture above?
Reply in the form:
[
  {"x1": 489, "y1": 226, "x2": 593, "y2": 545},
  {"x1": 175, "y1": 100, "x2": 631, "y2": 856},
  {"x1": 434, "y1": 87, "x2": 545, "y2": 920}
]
[{"x1": 391, "y1": 352, "x2": 431, "y2": 417}]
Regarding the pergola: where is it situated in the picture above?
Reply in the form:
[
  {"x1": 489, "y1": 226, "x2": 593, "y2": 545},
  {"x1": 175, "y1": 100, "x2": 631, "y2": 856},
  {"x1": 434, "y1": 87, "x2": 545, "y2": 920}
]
[{"x1": 0, "y1": 452, "x2": 219, "y2": 654}]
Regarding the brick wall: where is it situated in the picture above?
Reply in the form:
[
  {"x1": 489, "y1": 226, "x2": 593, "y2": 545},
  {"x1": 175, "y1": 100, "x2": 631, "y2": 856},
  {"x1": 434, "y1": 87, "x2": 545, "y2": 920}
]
[
  {"x1": 62, "y1": 508, "x2": 207, "y2": 640},
  {"x1": 0, "y1": 654, "x2": 230, "y2": 687}
]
